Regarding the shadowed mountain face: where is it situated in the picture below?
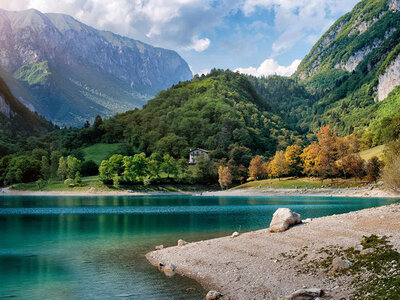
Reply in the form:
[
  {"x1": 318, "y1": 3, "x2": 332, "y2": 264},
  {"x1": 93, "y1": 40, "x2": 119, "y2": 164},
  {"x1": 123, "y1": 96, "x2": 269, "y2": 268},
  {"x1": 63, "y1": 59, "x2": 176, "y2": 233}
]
[{"x1": 0, "y1": 8, "x2": 193, "y2": 126}]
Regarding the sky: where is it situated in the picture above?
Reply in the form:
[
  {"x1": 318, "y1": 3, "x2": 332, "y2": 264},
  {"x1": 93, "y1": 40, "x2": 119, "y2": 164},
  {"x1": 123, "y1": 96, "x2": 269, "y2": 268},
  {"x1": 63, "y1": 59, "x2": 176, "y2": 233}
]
[{"x1": 0, "y1": 0, "x2": 360, "y2": 76}]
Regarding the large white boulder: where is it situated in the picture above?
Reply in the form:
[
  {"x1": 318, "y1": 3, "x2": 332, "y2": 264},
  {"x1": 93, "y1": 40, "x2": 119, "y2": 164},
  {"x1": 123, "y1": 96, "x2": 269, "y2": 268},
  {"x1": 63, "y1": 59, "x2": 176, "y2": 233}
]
[{"x1": 269, "y1": 208, "x2": 302, "y2": 232}]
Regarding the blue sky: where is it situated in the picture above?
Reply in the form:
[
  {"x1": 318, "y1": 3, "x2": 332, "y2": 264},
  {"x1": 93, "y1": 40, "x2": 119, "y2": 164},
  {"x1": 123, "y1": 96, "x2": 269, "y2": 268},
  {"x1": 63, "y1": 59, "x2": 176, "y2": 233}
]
[{"x1": 0, "y1": 0, "x2": 360, "y2": 76}]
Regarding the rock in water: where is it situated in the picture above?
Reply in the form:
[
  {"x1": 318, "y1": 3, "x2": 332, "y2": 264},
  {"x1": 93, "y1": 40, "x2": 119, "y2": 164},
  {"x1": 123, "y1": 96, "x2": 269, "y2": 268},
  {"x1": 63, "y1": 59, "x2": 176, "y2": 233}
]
[
  {"x1": 206, "y1": 290, "x2": 222, "y2": 300},
  {"x1": 178, "y1": 239, "x2": 188, "y2": 247},
  {"x1": 283, "y1": 288, "x2": 323, "y2": 300},
  {"x1": 332, "y1": 257, "x2": 352, "y2": 272},
  {"x1": 155, "y1": 245, "x2": 164, "y2": 250},
  {"x1": 269, "y1": 208, "x2": 302, "y2": 232},
  {"x1": 164, "y1": 264, "x2": 176, "y2": 272}
]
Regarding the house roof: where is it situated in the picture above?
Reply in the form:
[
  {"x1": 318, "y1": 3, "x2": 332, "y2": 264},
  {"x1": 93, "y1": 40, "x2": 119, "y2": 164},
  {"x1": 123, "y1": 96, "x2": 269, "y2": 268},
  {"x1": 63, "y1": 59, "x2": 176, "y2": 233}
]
[{"x1": 189, "y1": 148, "x2": 210, "y2": 153}]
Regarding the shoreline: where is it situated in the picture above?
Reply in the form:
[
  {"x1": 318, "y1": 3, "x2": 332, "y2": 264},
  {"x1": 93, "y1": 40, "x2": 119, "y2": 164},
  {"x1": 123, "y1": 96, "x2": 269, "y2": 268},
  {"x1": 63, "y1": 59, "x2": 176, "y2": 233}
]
[
  {"x1": 1, "y1": 186, "x2": 399, "y2": 198},
  {"x1": 146, "y1": 203, "x2": 400, "y2": 299}
]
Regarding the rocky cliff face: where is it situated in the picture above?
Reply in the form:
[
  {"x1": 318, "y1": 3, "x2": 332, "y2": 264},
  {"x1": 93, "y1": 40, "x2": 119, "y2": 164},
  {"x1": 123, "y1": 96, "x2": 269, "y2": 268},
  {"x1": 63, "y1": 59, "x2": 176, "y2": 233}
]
[
  {"x1": 0, "y1": 9, "x2": 192, "y2": 126},
  {"x1": 0, "y1": 95, "x2": 11, "y2": 117},
  {"x1": 377, "y1": 53, "x2": 400, "y2": 101},
  {"x1": 296, "y1": 0, "x2": 400, "y2": 83}
]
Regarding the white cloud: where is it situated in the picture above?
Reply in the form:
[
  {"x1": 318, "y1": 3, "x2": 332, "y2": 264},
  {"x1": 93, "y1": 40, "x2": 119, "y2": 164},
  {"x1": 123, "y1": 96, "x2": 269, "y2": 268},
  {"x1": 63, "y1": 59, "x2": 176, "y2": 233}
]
[
  {"x1": 235, "y1": 58, "x2": 301, "y2": 77},
  {"x1": 188, "y1": 37, "x2": 211, "y2": 52},
  {"x1": 242, "y1": 0, "x2": 359, "y2": 54},
  {"x1": 0, "y1": 0, "x2": 241, "y2": 52}
]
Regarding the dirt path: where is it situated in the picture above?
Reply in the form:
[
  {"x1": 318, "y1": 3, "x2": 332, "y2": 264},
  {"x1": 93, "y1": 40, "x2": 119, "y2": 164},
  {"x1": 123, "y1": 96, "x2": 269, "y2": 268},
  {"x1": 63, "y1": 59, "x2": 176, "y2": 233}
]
[{"x1": 146, "y1": 204, "x2": 400, "y2": 299}]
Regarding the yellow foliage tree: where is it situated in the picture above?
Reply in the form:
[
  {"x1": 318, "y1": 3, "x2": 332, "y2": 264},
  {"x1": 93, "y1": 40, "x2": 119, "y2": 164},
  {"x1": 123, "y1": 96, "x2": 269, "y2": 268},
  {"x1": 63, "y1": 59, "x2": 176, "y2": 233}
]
[
  {"x1": 267, "y1": 151, "x2": 289, "y2": 180},
  {"x1": 285, "y1": 145, "x2": 302, "y2": 176},
  {"x1": 218, "y1": 165, "x2": 232, "y2": 190}
]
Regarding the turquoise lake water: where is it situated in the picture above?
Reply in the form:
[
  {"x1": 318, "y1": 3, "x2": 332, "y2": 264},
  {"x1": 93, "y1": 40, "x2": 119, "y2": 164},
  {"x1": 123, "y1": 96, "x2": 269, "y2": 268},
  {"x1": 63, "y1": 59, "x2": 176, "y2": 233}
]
[{"x1": 0, "y1": 195, "x2": 397, "y2": 299}]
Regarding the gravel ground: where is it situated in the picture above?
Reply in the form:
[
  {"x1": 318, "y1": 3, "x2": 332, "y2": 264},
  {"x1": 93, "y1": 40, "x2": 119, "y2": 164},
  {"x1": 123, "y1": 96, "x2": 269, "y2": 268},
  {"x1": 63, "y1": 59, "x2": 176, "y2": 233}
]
[{"x1": 146, "y1": 203, "x2": 400, "y2": 299}]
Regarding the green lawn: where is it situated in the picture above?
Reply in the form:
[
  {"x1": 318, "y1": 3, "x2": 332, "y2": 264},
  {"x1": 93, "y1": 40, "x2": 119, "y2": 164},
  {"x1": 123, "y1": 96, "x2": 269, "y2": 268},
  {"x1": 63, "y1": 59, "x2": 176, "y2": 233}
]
[
  {"x1": 82, "y1": 143, "x2": 122, "y2": 164},
  {"x1": 11, "y1": 176, "x2": 116, "y2": 192},
  {"x1": 232, "y1": 177, "x2": 363, "y2": 190},
  {"x1": 359, "y1": 145, "x2": 386, "y2": 161}
]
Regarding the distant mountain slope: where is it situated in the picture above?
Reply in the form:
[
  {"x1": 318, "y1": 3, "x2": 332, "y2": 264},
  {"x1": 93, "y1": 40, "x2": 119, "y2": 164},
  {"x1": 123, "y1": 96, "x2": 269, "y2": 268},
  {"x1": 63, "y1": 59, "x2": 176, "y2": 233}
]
[
  {"x1": 0, "y1": 73, "x2": 53, "y2": 155},
  {"x1": 0, "y1": 8, "x2": 192, "y2": 126},
  {"x1": 292, "y1": 0, "x2": 400, "y2": 139}
]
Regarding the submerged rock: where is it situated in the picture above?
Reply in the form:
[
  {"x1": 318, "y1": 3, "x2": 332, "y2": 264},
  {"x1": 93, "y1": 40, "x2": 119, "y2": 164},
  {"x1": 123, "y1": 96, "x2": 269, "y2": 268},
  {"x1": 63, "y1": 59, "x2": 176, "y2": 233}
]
[
  {"x1": 164, "y1": 263, "x2": 176, "y2": 272},
  {"x1": 283, "y1": 288, "x2": 323, "y2": 300},
  {"x1": 206, "y1": 290, "x2": 222, "y2": 300},
  {"x1": 178, "y1": 239, "x2": 188, "y2": 247},
  {"x1": 270, "y1": 208, "x2": 302, "y2": 232}
]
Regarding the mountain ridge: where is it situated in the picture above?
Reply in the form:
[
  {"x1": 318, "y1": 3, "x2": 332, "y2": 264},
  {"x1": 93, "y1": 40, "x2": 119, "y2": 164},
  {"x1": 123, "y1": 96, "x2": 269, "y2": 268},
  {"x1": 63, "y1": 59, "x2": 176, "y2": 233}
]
[{"x1": 0, "y1": 8, "x2": 193, "y2": 126}]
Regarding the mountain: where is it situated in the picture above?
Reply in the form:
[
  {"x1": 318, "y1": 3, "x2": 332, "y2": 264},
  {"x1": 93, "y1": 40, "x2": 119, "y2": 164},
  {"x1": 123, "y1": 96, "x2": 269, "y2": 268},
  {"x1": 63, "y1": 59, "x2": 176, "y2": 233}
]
[
  {"x1": 0, "y1": 8, "x2": 192, "y2": 126},
  {"x1": 0, "y1": 72, "x2": 53, "y2": 155},
  {"x1": 293, "y1": 0, "x2": 400, "y2": 142}
]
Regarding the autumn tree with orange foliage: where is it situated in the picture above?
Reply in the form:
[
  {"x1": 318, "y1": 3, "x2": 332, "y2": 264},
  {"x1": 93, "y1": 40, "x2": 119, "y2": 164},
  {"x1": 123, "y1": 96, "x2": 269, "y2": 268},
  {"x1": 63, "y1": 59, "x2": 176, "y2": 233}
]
[{"x1": 248, "y1": 155, "x2": 266, "y2": 180}]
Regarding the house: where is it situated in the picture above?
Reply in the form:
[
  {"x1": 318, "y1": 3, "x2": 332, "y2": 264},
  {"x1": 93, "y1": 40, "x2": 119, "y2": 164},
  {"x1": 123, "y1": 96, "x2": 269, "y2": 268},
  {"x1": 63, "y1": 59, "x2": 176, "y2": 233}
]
[{"x1": 188, "y1": 148, "x2": 210, "y2": 164}]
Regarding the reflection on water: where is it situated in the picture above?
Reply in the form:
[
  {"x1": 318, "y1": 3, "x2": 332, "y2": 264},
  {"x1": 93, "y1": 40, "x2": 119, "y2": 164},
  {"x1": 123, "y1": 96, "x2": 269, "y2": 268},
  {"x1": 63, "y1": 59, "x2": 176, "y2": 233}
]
[{"x1": 0, "y1": 195, "x2": 397, "y2": 299}]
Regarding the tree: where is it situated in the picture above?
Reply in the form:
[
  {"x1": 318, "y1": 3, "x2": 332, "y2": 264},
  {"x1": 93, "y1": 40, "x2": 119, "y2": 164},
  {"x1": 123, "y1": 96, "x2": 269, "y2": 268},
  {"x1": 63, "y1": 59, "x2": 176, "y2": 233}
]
[
  {"x1": 229, "y1": 145, "x2": 252, "y2": 167},
  {"x1": 161, "y1": 154, "x2": 178, "y2": 179},
  {"x1": 267, "y1": 151, "x2": 289, "y2": 180},
  {"x1": 123, "y1": 153, "x2": 149, "y2": 183},
  {"x1": 74, "y1": 171, "x2": 82, "y2": 185},
  {"x1": 50, "y1": 151, "x2": 62, "y2": 178},
  {"x1": 248, "y1": 155, "x2": 265, "y2": 180},
  {"x1": 285, "y1": 145, "x2": 302, "y2": 176},
  {"x1": 40, "y1": 156, "x2": 51, "y2": 180},
  {"x1": 147, "y1": 152, "x2": 163, "y2": 180},
  {"x1": 99, "y1": 154, "x2": 124, "y2": 183},
  {"x1": 301, "y1": 142, "x2": 320, "y2": 177},
  {"x1": 194, "y1": 154, "x2": 218, "y2": 184},
  {"x1": 93, "y1": 115, "x2": 104, "y2": 128},
  {"x1": 57, "y1": 157, "x2": 68, "y2": 180},
  {"x1": 218, "y1": 165, "x2": 232, "y2": 190},
  {"x1": 340, "y1": 154, "x2": 365, "y2": 182},
  {"x1": 365, "y1": 156, "x2": 383, "y2": 183},
  {"x1": 66, "y1": 156, "x2": 81, "y2": 179},
  {"x1": 315, "y1": 126, "x2": 338, "y2": 180}
]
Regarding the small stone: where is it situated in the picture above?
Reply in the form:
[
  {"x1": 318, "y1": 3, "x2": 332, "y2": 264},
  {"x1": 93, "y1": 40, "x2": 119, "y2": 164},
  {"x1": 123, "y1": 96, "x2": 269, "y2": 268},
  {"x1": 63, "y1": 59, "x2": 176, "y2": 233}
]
[
  {"x1": 206, "y1": 290, "x2": 222, "y2": 300},
  {"x1": 178, "y1": 239, "x2": 188, "y2": 247},
  {"x1": 231, "y1": 231, "x2": 240, "y2": 238},
  {"x1": 155, "y1": 245, "x2": 164, "y2": 250},
  {"x1": 360, "y1": 248, "x2": 375, "y2": 255},
  {"x1": 283, "y1": 288, "x2": 323, "y2": 300},
  {"x1": 332, "y1": 257, "x2": 352, "y2": 272}
]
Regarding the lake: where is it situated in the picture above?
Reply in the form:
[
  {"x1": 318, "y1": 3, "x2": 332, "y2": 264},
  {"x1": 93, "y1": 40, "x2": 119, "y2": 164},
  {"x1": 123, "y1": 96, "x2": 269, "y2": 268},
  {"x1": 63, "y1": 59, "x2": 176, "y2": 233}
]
[{"x1": 0, "y1": 195, "x2": 397, "y2": 299}]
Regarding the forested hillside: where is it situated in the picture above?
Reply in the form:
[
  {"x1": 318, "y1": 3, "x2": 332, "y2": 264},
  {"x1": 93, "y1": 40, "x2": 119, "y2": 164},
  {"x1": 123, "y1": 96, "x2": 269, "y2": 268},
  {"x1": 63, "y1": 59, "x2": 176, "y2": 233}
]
[
  {"x1": 0, "y1": 75, "x2": 54, "y2": 156},
  {"x1": 293, "y1": 0, "x2": 400, "y2": 142}
]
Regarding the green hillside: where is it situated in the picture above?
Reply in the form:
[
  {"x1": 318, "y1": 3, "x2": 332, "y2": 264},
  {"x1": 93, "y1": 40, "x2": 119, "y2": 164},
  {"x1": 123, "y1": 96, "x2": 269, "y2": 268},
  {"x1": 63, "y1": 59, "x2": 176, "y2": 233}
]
[
  {"x1": 292, "y1": 0, "x2": 400, "y2": 139},
  {"x1": 82, "y1": 143, "x2": 122, "y2": 165},
  {"x1": 71, "y1": 70, "x2": 303, "y2": 158}
]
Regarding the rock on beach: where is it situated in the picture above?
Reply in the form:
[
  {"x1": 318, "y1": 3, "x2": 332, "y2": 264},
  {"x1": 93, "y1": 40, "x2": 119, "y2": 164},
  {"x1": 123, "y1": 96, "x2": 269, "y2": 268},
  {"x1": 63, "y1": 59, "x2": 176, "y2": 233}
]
[{"x1": 270, "y1": 208, "x2": 302, "y2": 232}]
